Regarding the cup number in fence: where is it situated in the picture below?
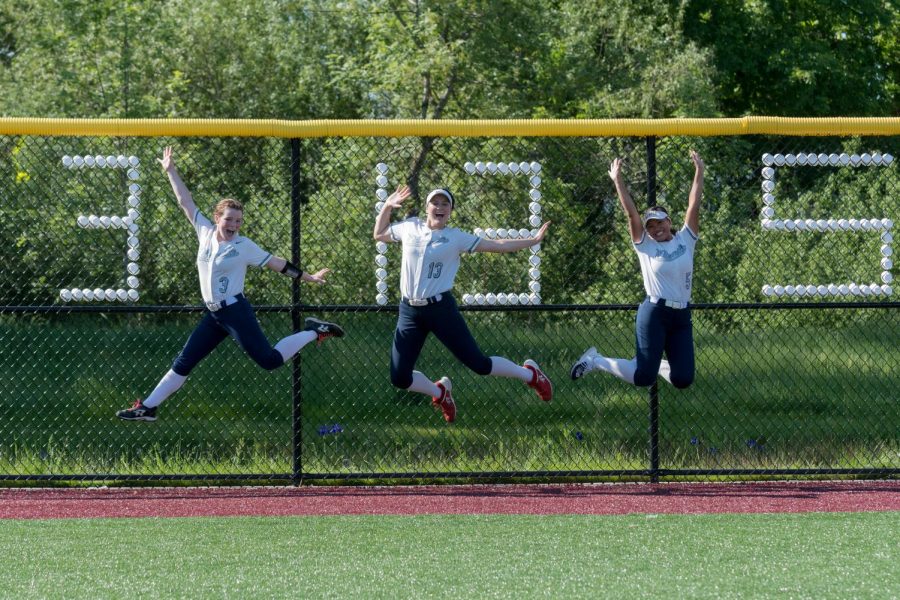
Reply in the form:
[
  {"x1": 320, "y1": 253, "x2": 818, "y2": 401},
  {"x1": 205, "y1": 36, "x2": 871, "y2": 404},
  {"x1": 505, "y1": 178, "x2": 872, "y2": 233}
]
[
  {"x1": 759, "y1": 151, "x2": 895, "y2": 298},
  {"x1": 371, "y1": 160, "x2": 544, "y2": 306},
  {"x1": 463, "y1": 160, "x2": 543, "y2": 306},
  {"x1": 57, "y1": 154, "x2": 143, "y2": 303}
]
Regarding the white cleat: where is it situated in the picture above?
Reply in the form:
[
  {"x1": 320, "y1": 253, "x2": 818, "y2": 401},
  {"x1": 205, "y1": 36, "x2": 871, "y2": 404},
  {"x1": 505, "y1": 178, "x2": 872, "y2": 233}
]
[{"x1": 570, "y1": 347, "x2": 598, "y2": 380}]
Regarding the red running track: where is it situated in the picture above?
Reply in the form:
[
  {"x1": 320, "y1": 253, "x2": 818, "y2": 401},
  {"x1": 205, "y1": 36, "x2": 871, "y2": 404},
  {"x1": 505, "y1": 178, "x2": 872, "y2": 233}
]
[{"x1": 1, "y1": 481, "x2": 898, "y2": 520}]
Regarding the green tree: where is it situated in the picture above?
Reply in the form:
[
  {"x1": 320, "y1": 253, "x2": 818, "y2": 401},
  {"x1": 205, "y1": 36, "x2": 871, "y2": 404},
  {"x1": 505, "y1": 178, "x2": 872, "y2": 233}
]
[
  {"x1": 683, "y1": 0, "x2": 898, "y2": 116},
  {"x1": 534, "y1": 1, "x2": 720, "y2": 118},
  {"x1": 0, "y1": 0, "x2": 369, "y2": 119}
]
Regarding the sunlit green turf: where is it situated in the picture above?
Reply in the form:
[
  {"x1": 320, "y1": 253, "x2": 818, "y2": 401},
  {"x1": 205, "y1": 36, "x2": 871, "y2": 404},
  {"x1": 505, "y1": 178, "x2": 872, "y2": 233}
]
[{"x1": 2, "y1": 511, "x2": 897, "y2": 598}]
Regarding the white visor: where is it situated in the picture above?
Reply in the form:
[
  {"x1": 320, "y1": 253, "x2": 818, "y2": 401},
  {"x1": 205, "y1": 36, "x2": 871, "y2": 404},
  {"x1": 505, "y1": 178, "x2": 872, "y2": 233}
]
[
  {"x1": 642, "y1": 209, "x2": 669, "y2": 226},
  {"x1": 426, "y1": 188, "x2": 455, "y2": 208}
]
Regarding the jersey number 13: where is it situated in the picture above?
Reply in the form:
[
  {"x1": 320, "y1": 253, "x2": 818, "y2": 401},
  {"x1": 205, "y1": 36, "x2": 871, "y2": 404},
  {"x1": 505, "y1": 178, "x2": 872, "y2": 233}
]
[{"x1": 426, "y1": 262, "x2": 443, "y2": 279}]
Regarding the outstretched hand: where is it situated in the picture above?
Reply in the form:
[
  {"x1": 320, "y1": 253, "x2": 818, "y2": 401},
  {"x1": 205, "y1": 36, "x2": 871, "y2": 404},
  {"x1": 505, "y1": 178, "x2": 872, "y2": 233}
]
[
  {"x1": 157, "y1": 146, "x2": 175, "y2": 173},
  {"x1": 532, "y1": 221, "x2": 551, "y2": 243},
  {"x1": 690, "y1": 149, "x2": 704, "y2": 173},
  {"x1": 307, "y1": 268, "x2": 332, "y2": 285},
  {"x1": 385, "y1": 184, "x2": 411, "y2": 210},
  {"x1": 608, "y1": 157, "x2": 624, "y2": 182}
]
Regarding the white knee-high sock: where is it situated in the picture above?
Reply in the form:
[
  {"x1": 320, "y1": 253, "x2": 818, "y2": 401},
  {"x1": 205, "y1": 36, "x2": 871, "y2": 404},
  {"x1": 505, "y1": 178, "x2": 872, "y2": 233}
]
[
  {"x1": 274, "y1": 330, "x2": 318, "y2": 362},
  {"x1": 658, "y1": 359, "x2": 672, "y2": 385},
  {"x1": 407, "y1": 370, "x2": 442, "y2": 397},
  {"x1": 489, "y1": 356, "x2": 532, "y2": 382},
  {"x1": 591, "y1": 355, "x2": 637, "y2": 384},
  {"x1": 143, "y1": 369, "x2": 187, "y2": 408}
]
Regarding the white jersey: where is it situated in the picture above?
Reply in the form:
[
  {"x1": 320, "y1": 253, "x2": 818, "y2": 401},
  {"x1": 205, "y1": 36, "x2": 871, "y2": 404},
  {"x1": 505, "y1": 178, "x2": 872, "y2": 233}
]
[
  {"x1": 192, "y1": 209, "x2": 272, "y2": 304},
  {"x1": 389, "y1": 217, "x2": 481, "y2": 300},
  {"x1": 633, "y1": 225, "x2": 698, "y2": 304}
]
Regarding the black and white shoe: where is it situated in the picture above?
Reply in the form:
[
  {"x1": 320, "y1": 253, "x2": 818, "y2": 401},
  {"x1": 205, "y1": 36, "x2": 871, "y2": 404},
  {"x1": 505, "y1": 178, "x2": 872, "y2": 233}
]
[
  {"x1": 116, "y1": 400, "x2": 157, "y2": 422},
  {"x1": 304, "y1": 317, "x2": 345, "y2": 343},
  {"x1": 570, "y1": 347, "x2": 598, "y2": 381}
]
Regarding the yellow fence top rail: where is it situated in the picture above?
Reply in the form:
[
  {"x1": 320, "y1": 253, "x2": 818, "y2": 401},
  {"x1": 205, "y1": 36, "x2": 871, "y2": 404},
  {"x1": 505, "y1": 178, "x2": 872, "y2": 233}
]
[{"x1": 0, "y1": 117, "x2": 898, "y2": 138}]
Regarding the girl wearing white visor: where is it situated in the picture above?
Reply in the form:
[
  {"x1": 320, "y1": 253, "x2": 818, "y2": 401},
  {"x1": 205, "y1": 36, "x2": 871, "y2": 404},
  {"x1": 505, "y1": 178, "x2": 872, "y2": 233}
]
[
  {"x1": 374, "y1": 185, "x2": 553, "y2": 423},
  {"x1": 571, "y1": 150, "x2": 704, "y2": 389}
]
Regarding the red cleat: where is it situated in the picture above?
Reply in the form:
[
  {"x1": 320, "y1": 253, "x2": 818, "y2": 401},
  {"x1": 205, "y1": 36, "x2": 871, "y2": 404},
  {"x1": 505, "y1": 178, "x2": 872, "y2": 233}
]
[
  {"x1": 524, "y1": 359, "x2": 553, "y2": 402},
  {"x1": 431, "y1": 376, "x2": 456, "y2": 423}
]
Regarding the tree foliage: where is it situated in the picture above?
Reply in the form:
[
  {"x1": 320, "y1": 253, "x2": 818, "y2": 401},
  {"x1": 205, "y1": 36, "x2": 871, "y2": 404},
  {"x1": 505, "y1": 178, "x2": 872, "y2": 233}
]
[
  {"x1": 683, "y1": 0, "x2": 898, "y2": 116},
  {"x1": 0, "y1": 1, "x2": 896, "y2": 313},
  {"x1": 4, "y1": 0, "x2": 893, "y2": 120}
]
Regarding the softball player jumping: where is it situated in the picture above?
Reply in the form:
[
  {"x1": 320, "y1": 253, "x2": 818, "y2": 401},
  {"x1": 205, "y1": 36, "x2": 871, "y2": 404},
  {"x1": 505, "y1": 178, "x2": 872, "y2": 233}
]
[
  {"x1": 570, "y1": 150, "x2": 704, "y2": 389},
  {"x1": 374, "y1": 185, "x2": 553, "y2": 424},
  {"x1": 116, "y1": 147, "x2": 344, "y2": 422}
]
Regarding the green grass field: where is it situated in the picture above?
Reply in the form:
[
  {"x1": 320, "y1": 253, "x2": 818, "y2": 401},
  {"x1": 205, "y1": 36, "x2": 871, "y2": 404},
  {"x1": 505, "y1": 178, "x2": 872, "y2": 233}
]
[
  {"x1": 1, "y1": 511, "x2": 897, "y2": 598},
  {"x1": 0, "y1": 308, "x2": 897, "y2": 478}
]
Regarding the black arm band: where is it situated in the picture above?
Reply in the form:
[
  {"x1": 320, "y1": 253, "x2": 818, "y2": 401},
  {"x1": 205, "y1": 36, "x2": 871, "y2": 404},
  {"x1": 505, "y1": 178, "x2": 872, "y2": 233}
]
[{"x1": 280, "y1": 260, "x2": 304, "y2": 279}]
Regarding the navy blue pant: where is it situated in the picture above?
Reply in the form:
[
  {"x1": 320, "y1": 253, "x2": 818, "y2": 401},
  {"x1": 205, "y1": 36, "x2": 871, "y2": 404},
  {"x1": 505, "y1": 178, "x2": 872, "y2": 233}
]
[
  {"x1": 171, "y1": 296, "x2": 283, "y2": 376},
  {"x1": 633, "y1": 298, "x2": 695, "y2": 389},
  {"x1": 390, "y1": 293, "x2": 492, "y2": 389}
]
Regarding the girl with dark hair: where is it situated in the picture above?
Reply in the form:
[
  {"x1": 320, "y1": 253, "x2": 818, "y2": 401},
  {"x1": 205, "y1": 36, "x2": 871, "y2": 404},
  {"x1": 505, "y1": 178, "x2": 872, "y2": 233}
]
[{"x1": 571, "y1": 150, "x2": 704, "y2": 389}]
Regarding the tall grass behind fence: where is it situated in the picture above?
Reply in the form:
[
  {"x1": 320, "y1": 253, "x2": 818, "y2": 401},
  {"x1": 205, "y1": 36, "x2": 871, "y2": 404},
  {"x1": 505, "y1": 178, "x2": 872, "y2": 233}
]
[{"x1": 0, "y1": 119, "x2": 897, "y2": 482}]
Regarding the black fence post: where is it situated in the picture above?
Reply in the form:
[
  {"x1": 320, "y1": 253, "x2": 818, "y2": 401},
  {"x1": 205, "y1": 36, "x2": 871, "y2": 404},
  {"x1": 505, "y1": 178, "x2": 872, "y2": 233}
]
[
  {"x1": 646, "y1": 136, "x2": 660, "y2": 484},
  {"x1": 290, "y1": 138, "x2": 303, "y2": 485}
]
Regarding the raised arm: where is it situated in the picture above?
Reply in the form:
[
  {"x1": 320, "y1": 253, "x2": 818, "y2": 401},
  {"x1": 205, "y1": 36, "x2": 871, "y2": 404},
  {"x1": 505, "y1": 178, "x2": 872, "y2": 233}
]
[
  {"x1": 609, "y1": 158, "x2": 643, "y2": 243},
  {"x1": 473, "y1": 222, "x2": 550, "y2": 253},
  {"x1": 685, "y1": 150, "x2": 704, "y2": 236},
  {"x1": 157, "y1": 146, "x2": 198, "y2": 223},
  {"x1": 373, "y1": 185, "x2": 411, "y2": 243}
]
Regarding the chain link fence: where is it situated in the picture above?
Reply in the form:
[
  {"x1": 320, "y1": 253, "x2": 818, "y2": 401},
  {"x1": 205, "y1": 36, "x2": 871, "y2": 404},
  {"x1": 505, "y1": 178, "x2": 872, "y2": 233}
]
[{"x1": 0, "y1": 129, "x2": 897, "y2": 483}]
